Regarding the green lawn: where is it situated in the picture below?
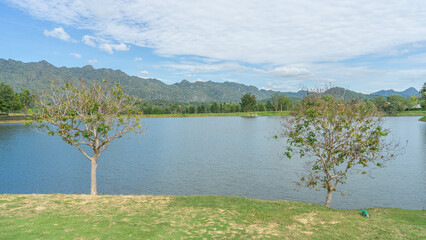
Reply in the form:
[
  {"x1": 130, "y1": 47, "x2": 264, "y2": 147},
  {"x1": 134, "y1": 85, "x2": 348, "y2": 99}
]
[
  {"x1": 0, "y1": 194, "x2": 424, "y2": 239},
  {"x1": 397, "y1": 110, "x2": 426, "y2": 116}
]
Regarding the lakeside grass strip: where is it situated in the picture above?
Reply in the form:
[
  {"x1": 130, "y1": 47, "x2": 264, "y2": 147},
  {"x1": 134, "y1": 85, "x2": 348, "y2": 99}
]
[
  {"x1": 0, "y1": 110, "x2": 424, "y2": 124},
  {"x1": 0, "y1": 194, "x2": 424, "y2": 239}
]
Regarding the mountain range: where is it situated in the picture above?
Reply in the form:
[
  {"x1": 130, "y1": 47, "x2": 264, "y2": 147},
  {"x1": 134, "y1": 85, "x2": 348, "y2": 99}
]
[
  {"x1": 371, "y1": 88, "x2": 420, "y2": 97},
  {"x1": 0, "y1": 58, "x2": 420, "y2": 102}
]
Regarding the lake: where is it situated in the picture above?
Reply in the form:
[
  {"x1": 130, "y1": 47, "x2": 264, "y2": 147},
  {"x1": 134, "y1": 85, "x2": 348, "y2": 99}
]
[{"x1": 0, "y1": 116, "x2": 424, "y2": 209}]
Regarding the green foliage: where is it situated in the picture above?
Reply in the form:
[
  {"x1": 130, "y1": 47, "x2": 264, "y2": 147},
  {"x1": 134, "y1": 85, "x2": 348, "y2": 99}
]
[
  {"x1": 0, "y1": 83, "x2": 32, "y2": 113},
  {"x1": 282, "y1": 94, "x2": 397, "y2": 207},
  {"x1": 0, "y1": 83, "x2": 21, "y2": 113},
  {"x1": 270, "y1": 93, "x2": 293, "y2": 111},
  {"x1": 240, "y1": 93, "x2": 257, "y2": 112},
  {"x1": 420, "y1": 82, "x2": 426, "y2": 110}
]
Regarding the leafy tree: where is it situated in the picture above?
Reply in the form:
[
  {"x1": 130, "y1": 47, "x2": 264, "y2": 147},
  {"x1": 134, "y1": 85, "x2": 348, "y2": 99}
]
[
  {"x1": 19, "y1": 88, "x2": 34, "y2": 109},
  {"x1": 420, "y1": 82, "x2": 426, "y2": 110},
  {"x1": 230, "y1": 103, "x2": 240, "y2": 112},
  {"x1": 0, "y1": 83, "x2": 22, "y2": 113},
  {"x1": 386, "y1": 94, "x2": 409, "y2": 115},
  {"x1": 27, "y1": 80, "x2": 144, "y2": 195},
  {"x1": 266, "y1": 100, "x2": 274, "y2": 111},
  {"x1": 240, "y1": 93, "x2": 257, "y2": 112},
  {"x1": 257, "y1": 103, "x2": 266, "y2": 111},
  {"x1": 373, "y1": 96, "x2": 387, "y2": 112},
  {"x1": 278, "y1": 95, "x2": 292, "y2": 111},
  {"x1": 280, "y1": 94, "x2": 397, "y2": 207},
  {"x1": 197, "y1": 105, "x2": 206, "y2": 113},
  {"x1": 187, "y1": 106, "x2": 196, "y2": 114},
  {"x1": 271, "y1": 93, "x2": 280, "y2": 111},
  {"x1": 210, "y1": 102, "x2": 219, "y2": 113}
]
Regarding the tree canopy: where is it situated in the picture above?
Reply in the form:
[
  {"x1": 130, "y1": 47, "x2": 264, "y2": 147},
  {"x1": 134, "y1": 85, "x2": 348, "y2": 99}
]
[
  {"x1": 27, "y1": 80, "x2": 144, "y2": 195},
  {"x1": 0, "y1": 82, "x2": 33, "y2": 113},
  {"x1": 240, "y1": 93, "x2": 257, "y2": 112},
  {"x1": 420, "y1": 82, "x2": 426, "y2": 109},
  {"x1": 280, "y1": 94, "x2": 397, "y2": 207}
]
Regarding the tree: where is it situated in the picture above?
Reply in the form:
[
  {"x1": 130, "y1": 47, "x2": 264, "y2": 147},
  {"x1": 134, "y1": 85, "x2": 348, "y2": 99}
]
[
  {"x1": 257, "y1": 103, "x2": 266, "y2": 111},
  {"x1": 271, "y1": 93, "x2": 280, "y2": 111},
  {"x1": 19, "y1": 88, "x2": 34, "y2": 109},
  {"x1": 197, "y1": 105, "x2": 206, "y2": 113},
  {"x1": 210, "y1": 102, "x2": 219, "y2": 113},
  {"x1": 386, "y1": 94, "x2": 409, "y2": 115},
  {"x1": 0, "y1": 83, "x2": 21, "y2": 113},
  {"x1": 420, "y1": 82, "x2": 426, "y2": 110},
  {"x1": 27, "y1": 80, "x2": 144, "y2": 195},
  {"x1": 278, "y1": 95, "x2": 292, "y2": 111},
  {"x1": 280, "y1": 94, "x2": 397, "y2": 207},
  {"x1": 240, "y1": 93, "x2": 257, "y2": 112},
  {"x1": 373, "y1": 96, "x2": 387, "y2": 112},
  {"x1": 266, "y1": 100, "x2": 274, "y2": 111}
]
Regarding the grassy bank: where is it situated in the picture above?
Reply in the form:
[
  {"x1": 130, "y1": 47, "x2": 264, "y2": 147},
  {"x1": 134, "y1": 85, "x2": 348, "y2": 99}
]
[
  {"x1": 0, "y1": 195, "x2": 424, "y2": 239},
  {"x1": 1, "y1": 110, "x2": 424, "y2": 124},
  {"x1": 419, "y1": 116, "x2": 426, "y2": 122},
  {"x1": 397, "y1": 110, "x2": 426, "y2": 116}
]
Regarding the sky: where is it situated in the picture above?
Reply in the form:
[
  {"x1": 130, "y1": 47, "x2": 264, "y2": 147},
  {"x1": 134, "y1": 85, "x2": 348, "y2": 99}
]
[{"x1": 1, "y1": 0, "x2": 426, "y2": 93}]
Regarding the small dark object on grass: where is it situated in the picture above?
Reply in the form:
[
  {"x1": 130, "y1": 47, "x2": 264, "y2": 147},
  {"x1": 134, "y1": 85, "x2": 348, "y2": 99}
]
[{"x1": 361, "y1": 209, "x2": 370, "y2": 218}]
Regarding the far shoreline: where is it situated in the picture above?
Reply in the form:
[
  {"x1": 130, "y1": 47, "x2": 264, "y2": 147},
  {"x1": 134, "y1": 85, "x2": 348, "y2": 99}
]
[{"x1": 0, "y1": 110, "x2": 425, "y2": 124}]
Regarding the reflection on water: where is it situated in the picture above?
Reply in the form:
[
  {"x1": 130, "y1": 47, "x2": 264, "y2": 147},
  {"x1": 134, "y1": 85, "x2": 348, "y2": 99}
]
[{"x1": 0, "y1": 116, "x2": 424, "y2": 209}]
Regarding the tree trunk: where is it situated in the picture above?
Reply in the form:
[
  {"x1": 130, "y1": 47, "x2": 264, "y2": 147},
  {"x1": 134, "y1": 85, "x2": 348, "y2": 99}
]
[
  {"x1": 280, "y1": 104, "x2": 283, "y2": 112},
  {"x1": 90, "y1": 160, "x2": 98, "y2": 195},
  {"x1": 325, "y1": 188, "x2": 333, "y2": 208}
]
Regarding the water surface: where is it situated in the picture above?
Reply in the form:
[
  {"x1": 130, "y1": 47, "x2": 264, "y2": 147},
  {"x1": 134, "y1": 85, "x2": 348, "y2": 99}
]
[{"x1": 0, "y1": 116, "x2": 424, "y2": 209}]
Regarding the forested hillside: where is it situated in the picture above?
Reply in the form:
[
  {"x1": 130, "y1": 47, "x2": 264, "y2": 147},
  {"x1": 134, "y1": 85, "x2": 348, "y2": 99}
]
[
  {"x1": 0, "y1": 59, "x2": 282, "y2": 102},
  {"x1": 0, "y1": 59, "x2": 419, "y2": 103}
]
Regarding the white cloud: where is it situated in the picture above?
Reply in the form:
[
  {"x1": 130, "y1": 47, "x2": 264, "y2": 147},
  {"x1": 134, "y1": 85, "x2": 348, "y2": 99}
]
[
  {"x1": 255, "y1": 66, "x2": 310, "y2": 78},
  {"x1": 133, "y1": 57, "x2": 143, "y2": 61},
  {"x1": 164, "y1": 62, "x2": 247, "y2": 73},
  {"x1": 70, "y1": 53, "x2": 81, "y2": 58},
  {"x1": 82, "y1": 35, "x2": 96, "y2": 47},
  {"x1": 14, "y1": 0, "x2": 426, "y2": 65},
  {"x1": 99, "y1": 42, "x2": 130, "y2": 54},
  {"x1": 262, "y1": 81, "x2": 303, "y2": 92},
  {"x1": 81, "y1": 35, "x2": 130, "y2": 54},
  {"x1": 43, "y1": 27, "x2": 72, "y2": 41},
  {"x1": 88, "y1": 59, "x2": 98, "y2": 63},
  {"x1": 139, "y1": 70, "x2": 149, "y2": 75}
]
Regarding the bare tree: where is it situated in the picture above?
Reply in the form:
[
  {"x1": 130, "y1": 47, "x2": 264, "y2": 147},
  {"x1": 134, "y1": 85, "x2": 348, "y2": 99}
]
[
  {"x1": 280, "y1": 93, "x2": 398, "y2": 207},
  {"x1": 27, "y1": 80, "x2": 144, "y2": 195}
]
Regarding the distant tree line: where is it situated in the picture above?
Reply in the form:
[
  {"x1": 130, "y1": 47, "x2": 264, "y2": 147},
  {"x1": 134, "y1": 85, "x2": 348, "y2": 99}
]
[
  {"x1": 2, "y1": 80, "x2": 425, "y2": 116},
  {"x1": 366, "y1": 93, "x2": 423, "y2": 115},
  {"x1": 136, "y1": 93, "x2": 294, "y2": 114}
]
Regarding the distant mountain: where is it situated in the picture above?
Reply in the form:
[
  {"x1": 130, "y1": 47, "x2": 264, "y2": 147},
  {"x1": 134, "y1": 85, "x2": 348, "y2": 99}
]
[
  {"x1": 0, "y1": 58, "x2": 419, "y2": 102},
  {"x1": 371, "y1": 87, "x2": 420, "y2": 97},
  {"x1": 323, "y1": 87, "x2": 372, "y2": 100},
  {"x1": 0, "y1": 58, "x2": 282, "y2": 102}
]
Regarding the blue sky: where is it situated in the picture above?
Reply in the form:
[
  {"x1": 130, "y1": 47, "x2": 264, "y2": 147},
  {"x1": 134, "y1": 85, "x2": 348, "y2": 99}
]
[{"x1": 1, "y1": 0, "x2": 426, "y2": 93}]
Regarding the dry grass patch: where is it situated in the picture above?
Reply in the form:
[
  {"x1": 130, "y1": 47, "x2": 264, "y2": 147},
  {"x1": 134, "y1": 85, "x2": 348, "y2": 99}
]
[{"x1": 0, "y1": 194, "x2": 424, "y2": 239}]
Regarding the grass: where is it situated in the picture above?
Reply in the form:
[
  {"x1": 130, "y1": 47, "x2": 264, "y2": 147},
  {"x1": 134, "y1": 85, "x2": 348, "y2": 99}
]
[
  {"x1": 419, "y1": 116, "x2": 426, "y2": 122},
  {"x1": 396, "y1": 110, "x2": 426, "y2": 116},
  {"x1": 0, "y1": 194, "x2": 424, "y2": 239},
  {"x1": 1, "y1": 110, "x2": 424, "y2": 124}
]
